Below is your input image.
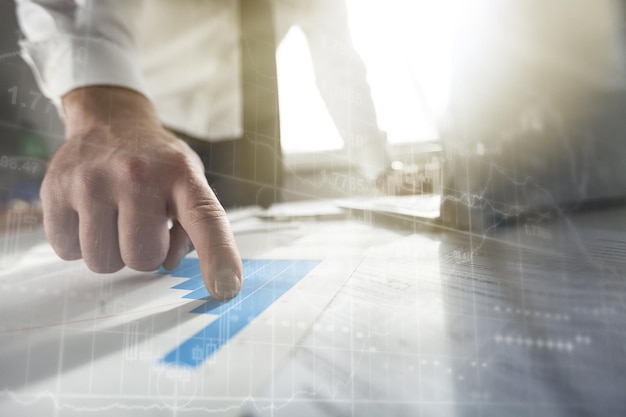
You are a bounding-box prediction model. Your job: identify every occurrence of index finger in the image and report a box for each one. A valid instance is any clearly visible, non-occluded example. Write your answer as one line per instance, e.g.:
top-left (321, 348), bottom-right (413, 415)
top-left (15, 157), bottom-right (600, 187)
top-left (170, 172), bottom-right (243, 300)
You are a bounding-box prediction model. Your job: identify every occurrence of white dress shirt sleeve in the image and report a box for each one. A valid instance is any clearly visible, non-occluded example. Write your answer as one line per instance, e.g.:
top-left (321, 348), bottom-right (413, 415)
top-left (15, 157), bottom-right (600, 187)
top-left (15, 0), bottom-right (148, 109)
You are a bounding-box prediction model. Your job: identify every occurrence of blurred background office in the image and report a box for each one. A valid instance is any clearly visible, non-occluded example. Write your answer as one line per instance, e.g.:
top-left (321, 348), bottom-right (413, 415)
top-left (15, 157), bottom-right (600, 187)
top-left (0, 0), bottom-right (450, 231)
top-left (0, 0), bottom-right (62, 234)
top-left (1, 0), bottom-right (626, 231)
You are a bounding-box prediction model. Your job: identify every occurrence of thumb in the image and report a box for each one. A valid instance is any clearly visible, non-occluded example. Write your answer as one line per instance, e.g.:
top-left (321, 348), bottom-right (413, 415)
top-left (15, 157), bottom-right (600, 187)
top-left (171, 173), bottom-right (243, 300)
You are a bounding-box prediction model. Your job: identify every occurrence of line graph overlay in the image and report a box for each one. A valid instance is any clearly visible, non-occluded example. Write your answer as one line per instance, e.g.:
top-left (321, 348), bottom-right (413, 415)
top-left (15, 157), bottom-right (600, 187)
top-left (0, 224), bottom-right (360, 415)
top-left (158, 258), bottom-right (321, 367)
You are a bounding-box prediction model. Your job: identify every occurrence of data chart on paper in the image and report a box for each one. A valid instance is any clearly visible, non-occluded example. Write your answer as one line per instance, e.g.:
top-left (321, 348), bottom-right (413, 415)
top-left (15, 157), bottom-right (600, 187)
top-left (0, 244), bottom-right (341, 416)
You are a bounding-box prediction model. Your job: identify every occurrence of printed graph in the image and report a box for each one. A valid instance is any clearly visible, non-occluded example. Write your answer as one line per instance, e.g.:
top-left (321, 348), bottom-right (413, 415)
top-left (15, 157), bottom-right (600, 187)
top-left (158, 258), bottom-right (321, 367)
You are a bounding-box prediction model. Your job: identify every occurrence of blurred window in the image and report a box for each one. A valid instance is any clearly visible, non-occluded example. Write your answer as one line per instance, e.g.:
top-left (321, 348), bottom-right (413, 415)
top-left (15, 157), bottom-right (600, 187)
top-left (277, 0), bottom-right (457, 158)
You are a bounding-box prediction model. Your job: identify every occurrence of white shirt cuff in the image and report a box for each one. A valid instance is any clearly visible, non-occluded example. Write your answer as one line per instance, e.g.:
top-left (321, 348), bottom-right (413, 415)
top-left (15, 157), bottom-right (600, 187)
top-left (20, 35), bottom-right (149, 110)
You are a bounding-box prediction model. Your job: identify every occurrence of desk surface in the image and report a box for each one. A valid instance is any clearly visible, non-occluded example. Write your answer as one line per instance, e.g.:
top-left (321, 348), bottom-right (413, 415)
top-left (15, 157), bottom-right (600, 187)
top-left (1, 201), bottom-right (625, 416)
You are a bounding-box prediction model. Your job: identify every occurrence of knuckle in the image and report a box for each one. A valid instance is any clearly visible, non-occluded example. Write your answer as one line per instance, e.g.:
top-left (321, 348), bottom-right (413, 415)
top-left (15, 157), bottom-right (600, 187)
top-left (43, 213), bottom-right (80, 257)
top-left (168, 150), bottom-right (192, 167)
top-left (49, 237), bottom-right (81, 260)
top-left (85, 259), bottom-right (124, 274)
top-left (55, 248), bottom-right (82, 261)
top-left (40, 170), bottom-right (71, 202)
top-left (167, 148), bottom-right (203, 176)
top-left (116, 156), bottom-right (164, 199)
top-left (118, 156), bottom-right (152, 186)
top-left (187, 200), bottom-right (227, 226)
top-left (121, 238), bottom-right (168, 271)
top-left (172, 158), bottom-right (198, 179)
top-left (39, 181), bottom-right (56, 203)
top-left (123, 255), bottom-right (164, 272)
top-left (81, 242), bottom-right (124, 274)
top-left (122, 245), bottom-right (167, 271)
top-left (73, 169), bottom-right (107, 199)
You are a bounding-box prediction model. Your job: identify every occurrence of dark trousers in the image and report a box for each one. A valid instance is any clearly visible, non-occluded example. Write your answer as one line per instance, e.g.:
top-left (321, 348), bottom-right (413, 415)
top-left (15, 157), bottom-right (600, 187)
top-left (174, 0), bottom-right (282, 209)
top-left (175, 132), bottom-right (283, 209)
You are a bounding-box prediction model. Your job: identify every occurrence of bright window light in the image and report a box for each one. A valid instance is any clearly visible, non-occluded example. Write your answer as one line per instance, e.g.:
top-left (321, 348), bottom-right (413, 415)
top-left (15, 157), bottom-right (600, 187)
top-left (276, 27), bottom-right (344, 154)
top-left (277, 0), bottom-right (457, 154)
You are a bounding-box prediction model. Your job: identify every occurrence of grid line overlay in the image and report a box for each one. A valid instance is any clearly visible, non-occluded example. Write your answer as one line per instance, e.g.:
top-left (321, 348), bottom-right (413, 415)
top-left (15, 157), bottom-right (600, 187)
top-left (158, 258), bottom-right (321, 367)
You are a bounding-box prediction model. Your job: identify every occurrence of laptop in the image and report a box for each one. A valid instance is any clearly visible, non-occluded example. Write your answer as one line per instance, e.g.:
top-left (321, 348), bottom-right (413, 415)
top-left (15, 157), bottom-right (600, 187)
top-left (336, 93), bottom-right (626, 234)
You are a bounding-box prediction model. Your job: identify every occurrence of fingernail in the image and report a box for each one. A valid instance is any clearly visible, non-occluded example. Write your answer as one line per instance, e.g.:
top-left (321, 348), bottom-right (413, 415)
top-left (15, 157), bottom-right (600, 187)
top-left (214, 270), bottom-right (242, 299)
